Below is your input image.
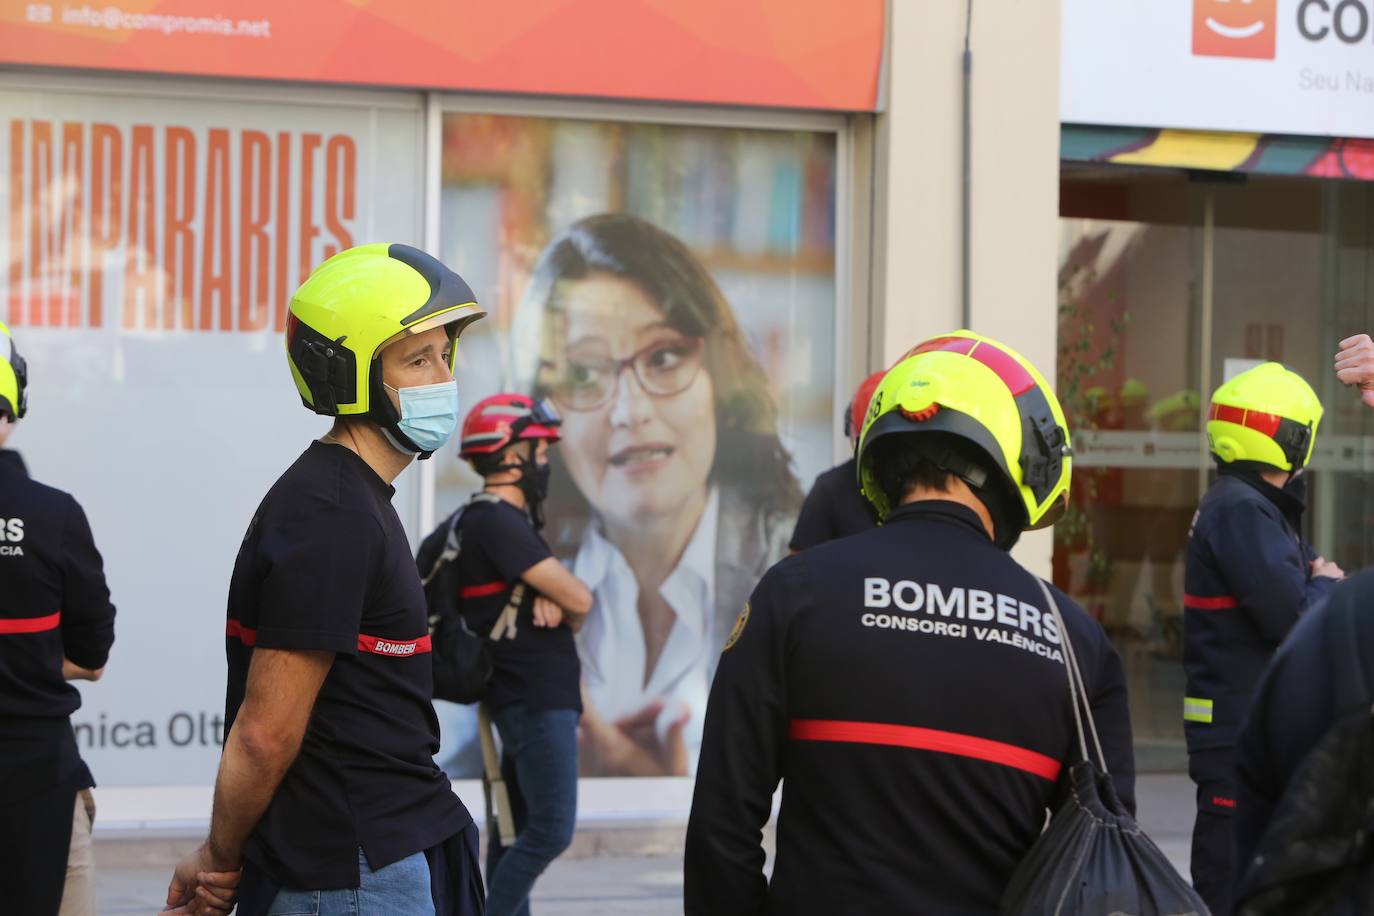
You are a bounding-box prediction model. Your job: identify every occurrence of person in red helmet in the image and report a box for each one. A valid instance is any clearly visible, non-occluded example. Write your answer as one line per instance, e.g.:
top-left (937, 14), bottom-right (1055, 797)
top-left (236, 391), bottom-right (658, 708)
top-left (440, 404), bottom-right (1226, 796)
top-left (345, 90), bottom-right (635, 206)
top-left (444, 393), bottom-right (592, 916)
top-left (788, 370), bottom-right (886, 552)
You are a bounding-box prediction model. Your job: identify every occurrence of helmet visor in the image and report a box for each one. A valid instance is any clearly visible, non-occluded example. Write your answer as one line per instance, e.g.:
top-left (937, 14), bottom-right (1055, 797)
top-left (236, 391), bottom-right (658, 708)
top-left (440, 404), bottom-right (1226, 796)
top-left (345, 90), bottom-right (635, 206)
top-left (511, 397), bottom-right (563, 442)
top-left (378, 304), bottom-right (487, 364)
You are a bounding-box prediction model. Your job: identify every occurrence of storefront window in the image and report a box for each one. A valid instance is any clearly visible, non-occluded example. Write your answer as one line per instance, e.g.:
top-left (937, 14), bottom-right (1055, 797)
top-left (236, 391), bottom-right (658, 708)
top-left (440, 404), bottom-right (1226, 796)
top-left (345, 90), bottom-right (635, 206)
top-left (0, 83), bottom-right (425, 786)
top-left (433, 113), bottom-right (839, 778)
top-left (1058, 169), bottom-right (1374, 770)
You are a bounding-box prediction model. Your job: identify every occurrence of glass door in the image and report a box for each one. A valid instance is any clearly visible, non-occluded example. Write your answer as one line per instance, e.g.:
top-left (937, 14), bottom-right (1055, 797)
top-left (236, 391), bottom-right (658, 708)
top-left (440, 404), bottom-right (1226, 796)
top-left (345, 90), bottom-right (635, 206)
top-left (1057, 168), bottom-right (1374, 770)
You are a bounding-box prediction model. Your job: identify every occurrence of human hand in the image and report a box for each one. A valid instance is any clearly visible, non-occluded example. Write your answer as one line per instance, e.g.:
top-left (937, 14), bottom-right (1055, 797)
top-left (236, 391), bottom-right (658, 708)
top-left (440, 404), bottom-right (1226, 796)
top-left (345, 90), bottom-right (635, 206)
top-left (579, 694), bottom-right (689, 776)
top-left (532, 596), bottom-right (565, 628)
top-left (62, 658), bottom-right (103, 681)
top-left (1335, 334), bottom-right (1374, 408)
top-left (1312, 556), bottom-right (1346, 580)
top-left (164, 842), bottom-right (241, 914)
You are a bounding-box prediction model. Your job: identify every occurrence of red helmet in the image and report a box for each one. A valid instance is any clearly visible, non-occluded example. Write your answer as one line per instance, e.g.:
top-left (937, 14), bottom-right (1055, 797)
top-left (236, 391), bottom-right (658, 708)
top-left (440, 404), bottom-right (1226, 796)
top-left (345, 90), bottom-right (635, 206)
top-left (846, 370), bottom-right (887, 440)
top-left (459, 394), bottom-right (562, 459)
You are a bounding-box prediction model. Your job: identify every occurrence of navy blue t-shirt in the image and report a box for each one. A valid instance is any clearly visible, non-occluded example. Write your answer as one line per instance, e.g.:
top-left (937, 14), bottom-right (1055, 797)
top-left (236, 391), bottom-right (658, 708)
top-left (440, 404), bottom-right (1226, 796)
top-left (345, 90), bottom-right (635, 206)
top-left (456, 498), bottom-right (581, 714)
top-left (224, 442), bottom-right (470, 890)
top-left (789, 457), bottom-right (878, 551)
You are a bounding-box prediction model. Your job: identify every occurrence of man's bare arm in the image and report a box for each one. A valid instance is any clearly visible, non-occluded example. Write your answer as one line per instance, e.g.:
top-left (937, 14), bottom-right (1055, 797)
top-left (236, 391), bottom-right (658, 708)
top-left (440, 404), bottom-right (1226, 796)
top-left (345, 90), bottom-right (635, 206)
top-left (206, 647), bottom-right (333, 860)
top-left (521, 557), bottom-right (593, 632)
top-left (165, 648), bottom-right (332, 911)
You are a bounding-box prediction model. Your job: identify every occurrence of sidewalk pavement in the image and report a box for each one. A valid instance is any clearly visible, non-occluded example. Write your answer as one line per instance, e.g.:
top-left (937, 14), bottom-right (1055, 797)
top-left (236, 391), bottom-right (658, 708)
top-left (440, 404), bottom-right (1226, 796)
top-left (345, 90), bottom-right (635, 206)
top-left (94, 773), bottom-right (1196, 914)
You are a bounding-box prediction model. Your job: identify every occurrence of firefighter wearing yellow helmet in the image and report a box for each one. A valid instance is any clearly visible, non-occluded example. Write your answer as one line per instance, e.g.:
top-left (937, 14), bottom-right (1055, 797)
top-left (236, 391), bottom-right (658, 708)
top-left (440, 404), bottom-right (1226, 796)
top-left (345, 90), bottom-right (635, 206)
top-left (165, 244), bottom-right (488, 914)
top-left (687, 331), bottom-right (1138, 913)
top-left (285, 242), bottom-right (486, 456)
top-left (0, 322), bottom-right (27, 422)
top-left (857, 330), bottom-right (1073, 547)
top-left (0, 321), bottom-right (117, 915)
top-left (1183, 361), bottom-right (1344, 915)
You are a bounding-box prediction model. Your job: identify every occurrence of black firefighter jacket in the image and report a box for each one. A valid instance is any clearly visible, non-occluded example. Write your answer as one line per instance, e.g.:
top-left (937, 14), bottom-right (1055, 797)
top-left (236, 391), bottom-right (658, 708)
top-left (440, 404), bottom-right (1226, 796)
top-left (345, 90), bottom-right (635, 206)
top-left (684, 500), bottom-right (1134, 916)
top-left (1235, 568), bottom-right (1374, 890)
top-left (1183, 467), bottom-right (1335, 762)
top-left (0, 449), bottom-right (115, 801)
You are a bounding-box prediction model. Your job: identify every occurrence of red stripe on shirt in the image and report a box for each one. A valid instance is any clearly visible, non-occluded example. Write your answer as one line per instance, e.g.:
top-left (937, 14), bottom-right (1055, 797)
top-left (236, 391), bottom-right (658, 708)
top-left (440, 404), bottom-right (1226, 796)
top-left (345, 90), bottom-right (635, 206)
top-left (227, 620), bottom-right (430, 658)
top-left (357, 633), bottom-right (432, 657)
top-left (226, 619), bottom-right (257, 647)
top-left (459, 581), bottom-right (508, 599)
top-left (1185, 594), bottom-right (1239, 611)
top-left (789, 718), bottom-right (1062, 782)
top-left (0, 611), bottom-right (61, 634)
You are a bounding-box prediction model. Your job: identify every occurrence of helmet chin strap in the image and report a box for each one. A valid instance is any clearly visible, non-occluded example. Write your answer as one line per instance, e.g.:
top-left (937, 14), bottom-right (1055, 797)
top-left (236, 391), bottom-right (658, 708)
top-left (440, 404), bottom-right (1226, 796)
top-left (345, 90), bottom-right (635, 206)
top-left (493, 456), bottom-right (549, 529)
top-left (516, 456), bottom-right (550, 531)
top-left (369, 363), bottom-right (434, 459)
top-left (930, 448), bottom-right (1024, 551)
top-left (379, 425), bottom-right (434, 460)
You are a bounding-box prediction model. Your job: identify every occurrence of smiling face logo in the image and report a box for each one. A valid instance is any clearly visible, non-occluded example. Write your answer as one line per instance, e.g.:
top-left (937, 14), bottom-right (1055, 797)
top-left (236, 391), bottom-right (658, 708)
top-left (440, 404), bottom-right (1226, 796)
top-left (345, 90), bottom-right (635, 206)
top-left (1193, 0), bottom-right (1277, 59)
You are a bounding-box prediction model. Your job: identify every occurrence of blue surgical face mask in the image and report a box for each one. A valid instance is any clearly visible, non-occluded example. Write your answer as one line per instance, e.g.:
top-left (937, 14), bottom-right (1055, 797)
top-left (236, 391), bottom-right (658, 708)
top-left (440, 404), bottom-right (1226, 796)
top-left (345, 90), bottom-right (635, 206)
top-left (384, 380), bottom-right (459, 454)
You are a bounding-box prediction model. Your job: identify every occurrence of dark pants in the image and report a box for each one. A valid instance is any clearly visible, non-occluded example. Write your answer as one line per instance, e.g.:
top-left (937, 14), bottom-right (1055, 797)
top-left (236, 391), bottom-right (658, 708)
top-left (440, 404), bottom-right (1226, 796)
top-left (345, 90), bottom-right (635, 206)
top-left (0, 781), bottom-right (78, 916)
top-left (1189, 748), bottom-right (1237, 916)
top-left (486, 705), bottom-right (579, 916)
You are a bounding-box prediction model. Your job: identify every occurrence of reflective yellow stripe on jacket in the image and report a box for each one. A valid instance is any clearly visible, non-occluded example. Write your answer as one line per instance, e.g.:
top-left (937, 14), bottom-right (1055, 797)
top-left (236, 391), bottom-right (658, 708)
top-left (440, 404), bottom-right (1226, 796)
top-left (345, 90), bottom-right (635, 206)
top-left (1183, 697), bottom-right (1214, 724)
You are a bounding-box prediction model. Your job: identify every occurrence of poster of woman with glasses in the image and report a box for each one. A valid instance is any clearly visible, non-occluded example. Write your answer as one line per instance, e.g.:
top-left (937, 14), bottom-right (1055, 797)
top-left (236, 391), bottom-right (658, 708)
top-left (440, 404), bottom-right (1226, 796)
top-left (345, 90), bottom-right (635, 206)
top-left (516, 213), bottom-right (802, 775)
top-left (433, 115), bottom-right (838, 777)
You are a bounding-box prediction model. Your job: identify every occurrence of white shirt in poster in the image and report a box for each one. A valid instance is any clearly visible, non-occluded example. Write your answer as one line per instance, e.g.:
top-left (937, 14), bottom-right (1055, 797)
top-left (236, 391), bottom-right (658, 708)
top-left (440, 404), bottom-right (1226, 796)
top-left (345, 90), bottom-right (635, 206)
top-left (574, 488), bottom-right (719, 774)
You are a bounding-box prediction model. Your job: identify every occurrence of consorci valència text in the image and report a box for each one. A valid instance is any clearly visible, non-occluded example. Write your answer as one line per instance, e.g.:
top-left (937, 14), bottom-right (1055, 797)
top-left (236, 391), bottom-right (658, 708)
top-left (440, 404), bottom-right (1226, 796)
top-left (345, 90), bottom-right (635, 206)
top-left (861, 578), bottom-right (1065, 663)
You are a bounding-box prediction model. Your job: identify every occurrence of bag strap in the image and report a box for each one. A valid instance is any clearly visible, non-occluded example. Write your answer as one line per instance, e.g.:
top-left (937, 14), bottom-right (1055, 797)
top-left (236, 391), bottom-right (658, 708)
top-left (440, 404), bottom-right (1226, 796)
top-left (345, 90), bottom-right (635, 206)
top-left (420, 491), bottom-right (503, 588)
top-left (477, 703), bottom-right (518, 847)
top-left (1032, 576), bottom-right (1109, 774)
top-left (489, 584), bottom-right (525, 641)
top-left (420, 508), bottom-right (466, 588)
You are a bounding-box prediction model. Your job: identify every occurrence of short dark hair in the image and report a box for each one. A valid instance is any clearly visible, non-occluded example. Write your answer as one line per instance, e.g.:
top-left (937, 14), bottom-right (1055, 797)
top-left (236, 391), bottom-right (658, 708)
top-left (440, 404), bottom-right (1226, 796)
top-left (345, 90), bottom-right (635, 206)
top-left (868, 433), bottom-right (962, 508)
top-left (868, 431), bottom-right (1025, 542)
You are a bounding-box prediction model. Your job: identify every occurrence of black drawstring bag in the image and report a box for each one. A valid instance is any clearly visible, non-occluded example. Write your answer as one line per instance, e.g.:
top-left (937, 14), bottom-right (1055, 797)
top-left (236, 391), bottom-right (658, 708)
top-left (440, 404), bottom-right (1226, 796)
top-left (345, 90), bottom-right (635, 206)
top-left (999, 578), bottom-right (1210, 916)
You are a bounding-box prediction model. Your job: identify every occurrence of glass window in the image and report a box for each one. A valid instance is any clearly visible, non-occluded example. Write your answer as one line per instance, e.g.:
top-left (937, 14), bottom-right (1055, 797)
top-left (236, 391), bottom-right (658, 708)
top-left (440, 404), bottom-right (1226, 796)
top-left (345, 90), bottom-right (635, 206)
top-left (434, 113), bottom-right (839, 778)
top-left (0, 83), bottom-right (425, 786)
top-left (1058, 168), bottom-right (1374, 770)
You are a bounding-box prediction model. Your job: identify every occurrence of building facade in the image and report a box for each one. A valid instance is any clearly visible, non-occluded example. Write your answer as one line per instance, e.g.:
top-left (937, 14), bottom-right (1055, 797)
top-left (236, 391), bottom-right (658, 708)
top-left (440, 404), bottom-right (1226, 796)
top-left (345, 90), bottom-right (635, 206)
top-left (2, 0), bottom-right (1368, 821)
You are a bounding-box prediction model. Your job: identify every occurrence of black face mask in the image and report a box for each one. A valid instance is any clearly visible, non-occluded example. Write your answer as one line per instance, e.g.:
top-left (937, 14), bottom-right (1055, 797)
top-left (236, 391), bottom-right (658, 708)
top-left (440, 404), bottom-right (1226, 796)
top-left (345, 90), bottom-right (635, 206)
top-left (1283, 468), bottom-right (1308, 506)
top-left (1220, 461), bottom-right (1307, 529)
top-left (519, 459), bottom-right (552, 530)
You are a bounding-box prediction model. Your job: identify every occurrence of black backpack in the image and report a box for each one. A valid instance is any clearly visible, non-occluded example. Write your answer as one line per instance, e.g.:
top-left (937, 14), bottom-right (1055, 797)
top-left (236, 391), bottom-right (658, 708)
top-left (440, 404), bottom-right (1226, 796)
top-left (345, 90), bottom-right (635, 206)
top-left (999, 577), bottom-right (1209, 916)
top-left (416, 494), bottom-right (499, 705)
top-left (1235, 602), bottom-right (1374, 916)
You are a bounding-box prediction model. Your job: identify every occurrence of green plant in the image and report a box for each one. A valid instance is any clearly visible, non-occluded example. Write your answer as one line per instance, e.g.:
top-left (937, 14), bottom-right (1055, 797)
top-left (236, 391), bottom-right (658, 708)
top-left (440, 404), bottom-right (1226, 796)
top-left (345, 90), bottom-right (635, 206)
top-left (1054, 251), bottom-right (1129, 592)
